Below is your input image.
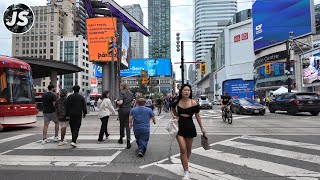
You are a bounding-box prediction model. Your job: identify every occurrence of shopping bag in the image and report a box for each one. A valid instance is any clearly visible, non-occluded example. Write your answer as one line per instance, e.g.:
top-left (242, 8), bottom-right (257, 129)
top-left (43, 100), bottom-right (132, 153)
top-left (201, 134), bottom-right (210, 150)
top-left (165, 118), bottom-right (179, 138)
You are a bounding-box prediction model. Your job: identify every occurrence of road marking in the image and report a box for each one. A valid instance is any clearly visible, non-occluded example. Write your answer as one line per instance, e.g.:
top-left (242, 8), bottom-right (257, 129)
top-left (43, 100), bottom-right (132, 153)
top-left (156, 157), bottom-right (244, 180)
top-left (193, 148), bottom-right (320, 179)
top-left (242, 136), bottom-right (320, 151)
top-left (0, 134), bottom-right (34, 144)
top-left (219, 140), bottom-right (320, 164)
top-left (0, 150), bottom-right (121, 167)
top-left (16, 142), bottom-right (130, 150)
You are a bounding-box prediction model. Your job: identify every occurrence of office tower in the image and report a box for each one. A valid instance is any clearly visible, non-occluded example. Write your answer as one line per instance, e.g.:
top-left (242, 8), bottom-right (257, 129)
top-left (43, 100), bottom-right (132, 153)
top-left (75, 0), bottom-right (88, 38)
top-left (194, 0), bottom-right (237, 61)
top-left (148, 0), bottom-right (171, 58)
top-left (123, 4), bottom-right (144, 59)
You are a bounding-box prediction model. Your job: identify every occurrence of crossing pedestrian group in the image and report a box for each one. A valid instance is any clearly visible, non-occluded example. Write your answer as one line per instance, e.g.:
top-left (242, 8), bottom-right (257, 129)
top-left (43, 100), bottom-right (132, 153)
top-left (41, 83), bottom-right (207, 180)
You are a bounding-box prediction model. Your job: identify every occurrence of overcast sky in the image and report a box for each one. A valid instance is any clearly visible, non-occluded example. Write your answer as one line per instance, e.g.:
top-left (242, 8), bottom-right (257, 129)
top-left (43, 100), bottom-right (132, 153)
top-left (0, 0), bottom-right (319, 80)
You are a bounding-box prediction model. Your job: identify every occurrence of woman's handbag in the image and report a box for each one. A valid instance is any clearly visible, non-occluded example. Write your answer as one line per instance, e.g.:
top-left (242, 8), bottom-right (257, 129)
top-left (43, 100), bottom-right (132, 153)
top-left (165, 118), bottom-right (179, 138)
top-left (201, 134), bottom-right (210, 150)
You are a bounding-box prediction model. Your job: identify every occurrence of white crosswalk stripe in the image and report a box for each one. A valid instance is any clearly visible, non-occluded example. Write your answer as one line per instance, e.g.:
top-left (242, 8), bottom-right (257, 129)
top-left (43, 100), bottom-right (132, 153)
top-left (141, 136), bottom-right (320, 180)
top-left (200, 110), bottom-right (252, 120)
top-left (0, 134), bottom-right (134, 167)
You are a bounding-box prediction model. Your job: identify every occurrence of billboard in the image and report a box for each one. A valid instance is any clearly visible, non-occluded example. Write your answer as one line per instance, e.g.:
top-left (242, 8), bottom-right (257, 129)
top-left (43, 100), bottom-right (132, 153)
top-left (121, 25), bottom-right (129, 67)
top-left (301, 48), bottom-right (320, 86)
top-left (253, 0), bottom-right (314, 52)
top-left (120, 58), bottom-right (172, 77)
top-left (222, 79), bottom-right (254, 99)
top-left (86, 17), bottom-right (118, 61)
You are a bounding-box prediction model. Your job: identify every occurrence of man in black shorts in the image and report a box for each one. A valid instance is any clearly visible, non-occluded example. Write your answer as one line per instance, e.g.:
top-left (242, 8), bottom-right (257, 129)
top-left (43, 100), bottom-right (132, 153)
top-left (220, 92), bottom-right (232, 115)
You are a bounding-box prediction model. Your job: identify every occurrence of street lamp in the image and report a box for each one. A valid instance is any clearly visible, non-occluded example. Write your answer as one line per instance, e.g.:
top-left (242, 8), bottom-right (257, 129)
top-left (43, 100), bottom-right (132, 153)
top-left (176, 32), bottom-right (200, 85)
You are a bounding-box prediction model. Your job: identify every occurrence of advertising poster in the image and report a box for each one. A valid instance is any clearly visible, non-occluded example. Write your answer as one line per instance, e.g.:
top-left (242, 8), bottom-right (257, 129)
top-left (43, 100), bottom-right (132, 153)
top-left (121, 25), bottom-right (129, 67)
top-left (93, 65), bottom-right (102, 78)
top-left (86, 17), bottom-right (117, 61)
top-left (223, 79), bottom-right (254, 99)
top-left (253, 0), bottom-right (313, 51)
top-left (120, 58), bottom-right (172, 77)
top-left (301, 50), bottom-right (320, 85)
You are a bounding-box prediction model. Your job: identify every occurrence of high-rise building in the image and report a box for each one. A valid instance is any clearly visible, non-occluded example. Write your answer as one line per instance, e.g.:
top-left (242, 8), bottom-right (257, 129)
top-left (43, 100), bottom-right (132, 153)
top-left (123, 4), bottom-right (144, 59)
top-left (148, 0), bottom-right (171, 58)
top-left (75, 0), bottom-right (88, 38)
top-left (194, 0), bottom-right (237, 61)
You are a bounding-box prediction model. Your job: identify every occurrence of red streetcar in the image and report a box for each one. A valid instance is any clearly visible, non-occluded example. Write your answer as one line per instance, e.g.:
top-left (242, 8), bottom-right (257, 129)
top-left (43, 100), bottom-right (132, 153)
top-left (0, 55), bottom-right (38, 128)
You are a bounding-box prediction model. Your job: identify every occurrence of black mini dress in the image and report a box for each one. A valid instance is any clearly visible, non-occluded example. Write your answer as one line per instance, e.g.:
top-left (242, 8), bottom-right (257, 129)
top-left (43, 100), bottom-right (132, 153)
top-left (177, 105), bottom-right (200, 138)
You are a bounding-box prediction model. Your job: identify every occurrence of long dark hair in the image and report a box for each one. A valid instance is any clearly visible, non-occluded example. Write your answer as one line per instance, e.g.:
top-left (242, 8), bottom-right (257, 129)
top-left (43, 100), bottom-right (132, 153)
top-left (173, 84), bottom-right (192, 108)
top-left (100, 90), bottom-right (110, 99)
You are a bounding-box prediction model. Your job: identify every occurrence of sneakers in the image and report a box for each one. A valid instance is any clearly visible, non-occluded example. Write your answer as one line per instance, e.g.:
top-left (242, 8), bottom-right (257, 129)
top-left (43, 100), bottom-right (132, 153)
top-left (97, 140), bottom-right (105, 144)
top-left (53, 136), bottom-right (59, 142)
top-left (138, 150), bottom-right (144, 157)
top-left (182, 175), bottom-right (191, 180)
top-left (58, 141), bottom-right (68, 146)
top-left (41, 139), bottom-right (50, 145)
top-left (70, 142), bottom-right (78, 147)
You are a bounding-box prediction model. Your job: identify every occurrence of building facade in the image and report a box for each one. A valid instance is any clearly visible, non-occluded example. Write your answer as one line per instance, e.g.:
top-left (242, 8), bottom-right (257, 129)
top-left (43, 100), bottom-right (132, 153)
top-left (123, 4), bottom-right (144, 59)
top-left (75, 0), bottom-right (88, 38)
top-left (194, 0), bottom-right (237, 62)
top-left (57, 35), bottom-right (93, 93)
top-left (148, 0), bottom-right (171, 58)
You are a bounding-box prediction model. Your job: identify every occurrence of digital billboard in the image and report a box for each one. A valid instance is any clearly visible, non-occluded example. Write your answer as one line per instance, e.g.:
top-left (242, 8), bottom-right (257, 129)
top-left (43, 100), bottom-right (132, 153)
top-left (120, 58), bottom-right (172, 77)
top-left (253, 0), bottom-right (314, 52)
top-left (222, 79), bottom-right (254, 99)
top-left (300, 48), bottom-right (320, 86)
top-left (86, 17), bottom-right (118, 61)
top-left (121, 25), bottom-right (129, 67)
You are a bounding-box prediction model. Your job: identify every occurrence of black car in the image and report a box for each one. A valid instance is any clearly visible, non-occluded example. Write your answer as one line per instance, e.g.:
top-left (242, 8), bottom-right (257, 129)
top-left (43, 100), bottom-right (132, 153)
top-left (231, 99), bottom-right (265, 115)
top-left (268, 92), bottom-right (320, 116)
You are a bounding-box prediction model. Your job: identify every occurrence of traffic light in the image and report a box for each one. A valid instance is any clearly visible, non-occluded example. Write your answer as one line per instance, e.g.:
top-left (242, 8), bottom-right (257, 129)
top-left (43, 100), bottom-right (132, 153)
top-left (265, 63), bottom-right (271, 74)
top-left (200, 63), bottom-right (206, 75)
top-left (108, 38), bottom-right (114, 56)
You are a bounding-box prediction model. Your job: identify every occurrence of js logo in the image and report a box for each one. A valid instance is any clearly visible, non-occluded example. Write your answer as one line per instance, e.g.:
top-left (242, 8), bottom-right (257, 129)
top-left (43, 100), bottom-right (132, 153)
top-left (3, 3), bottom-right (34, 34)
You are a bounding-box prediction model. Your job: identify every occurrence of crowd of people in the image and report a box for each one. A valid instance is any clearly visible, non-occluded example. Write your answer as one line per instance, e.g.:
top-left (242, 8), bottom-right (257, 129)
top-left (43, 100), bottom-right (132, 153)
top-left (41, 83), bottom-right (206, 180)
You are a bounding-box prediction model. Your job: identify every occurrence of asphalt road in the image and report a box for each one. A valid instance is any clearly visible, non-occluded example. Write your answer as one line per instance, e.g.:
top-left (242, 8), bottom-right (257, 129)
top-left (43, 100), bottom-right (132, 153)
top-left (0, 106), bottom-right (320, 180)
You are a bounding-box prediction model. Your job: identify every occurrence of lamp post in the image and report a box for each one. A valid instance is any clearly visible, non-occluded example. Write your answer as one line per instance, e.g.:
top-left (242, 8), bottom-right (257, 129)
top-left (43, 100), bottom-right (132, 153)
top-left (176, 32), bottom-right (200, 85)
top-left (286, 32), bottom-right (294, 92)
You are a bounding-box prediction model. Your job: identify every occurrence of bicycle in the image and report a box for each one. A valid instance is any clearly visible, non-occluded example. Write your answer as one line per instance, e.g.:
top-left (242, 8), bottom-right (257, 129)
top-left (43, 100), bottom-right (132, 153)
top-left (222, 104), bottom-right (232, 124)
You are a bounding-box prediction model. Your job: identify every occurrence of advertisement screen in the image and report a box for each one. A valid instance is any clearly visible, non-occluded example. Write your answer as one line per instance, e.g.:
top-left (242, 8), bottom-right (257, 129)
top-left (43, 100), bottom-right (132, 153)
top-left (223, 79), bottom-right (254, 99)
top-left (253, 0), bottom-right (313, 52)
top-left (120, 58), bottom-right (172, 77)
top-left (86, 17), bottom-right (118, 61)
top-left (301, 49), bottom-right (320, 86)
top-left (121, 25), bottom-right (129, 67)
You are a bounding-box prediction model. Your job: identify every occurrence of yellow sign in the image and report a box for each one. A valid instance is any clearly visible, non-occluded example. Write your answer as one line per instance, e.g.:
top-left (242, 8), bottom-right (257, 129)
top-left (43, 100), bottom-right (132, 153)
top-left (265, 63), bottom-right (271, 74)
top-left (86, 17), bottom-right (118, 61)
top-left (200, 63), bottom-right (206, 75)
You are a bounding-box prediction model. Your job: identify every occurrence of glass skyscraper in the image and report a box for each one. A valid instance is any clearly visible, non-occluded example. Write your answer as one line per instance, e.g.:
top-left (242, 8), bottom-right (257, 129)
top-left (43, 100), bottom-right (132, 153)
top-left (148, 0), bottom-right (171, 58)
top-left (194, 0), bottom-right (237, 61)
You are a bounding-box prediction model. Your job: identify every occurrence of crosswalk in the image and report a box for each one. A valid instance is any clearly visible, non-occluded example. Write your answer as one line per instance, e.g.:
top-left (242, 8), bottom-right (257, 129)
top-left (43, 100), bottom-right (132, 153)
top-left (200, 110), bottom-right (252, 120)
top-left (140, 135), bottom-right (320, 180)
top-left (0, 134), bottom-right (133, 167)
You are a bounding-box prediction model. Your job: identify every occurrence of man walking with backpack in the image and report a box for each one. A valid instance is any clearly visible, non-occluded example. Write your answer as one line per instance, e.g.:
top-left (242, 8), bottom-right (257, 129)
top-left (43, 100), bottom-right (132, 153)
top-left (66, 85), bottom-right (87, 147)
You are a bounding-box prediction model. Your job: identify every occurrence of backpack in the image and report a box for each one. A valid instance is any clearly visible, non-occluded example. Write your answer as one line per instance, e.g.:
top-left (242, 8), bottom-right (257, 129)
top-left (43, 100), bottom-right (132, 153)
top-left (56, 97), bottom-right (66, 118)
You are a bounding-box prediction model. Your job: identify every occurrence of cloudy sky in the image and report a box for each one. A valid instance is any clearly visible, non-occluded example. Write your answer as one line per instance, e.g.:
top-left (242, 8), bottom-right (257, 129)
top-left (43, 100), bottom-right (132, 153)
top-left (0, 0), bottom-right (319, 80)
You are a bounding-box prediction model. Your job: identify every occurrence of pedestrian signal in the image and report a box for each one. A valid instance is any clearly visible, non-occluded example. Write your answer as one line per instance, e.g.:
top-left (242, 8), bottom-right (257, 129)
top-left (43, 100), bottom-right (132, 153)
top-left (265, 63), bottom-right (271, 74)
top-left (200, 63), bottom-right (206, 75)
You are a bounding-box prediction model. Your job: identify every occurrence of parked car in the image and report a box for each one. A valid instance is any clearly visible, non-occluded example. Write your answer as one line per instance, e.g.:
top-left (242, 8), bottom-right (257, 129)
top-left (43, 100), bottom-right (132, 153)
top-left (268, 92), bottom-right (320, 116)
top-left (231, 99), bottom-right (265, 115)
top-left (198, 98), bottom-right (213, 109)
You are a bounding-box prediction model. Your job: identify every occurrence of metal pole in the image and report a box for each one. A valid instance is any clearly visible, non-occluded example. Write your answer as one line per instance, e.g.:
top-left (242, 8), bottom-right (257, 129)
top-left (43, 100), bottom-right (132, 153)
top-left (111, 37), bottom-right (115, 102)
top-left (287, 32), bottom-right (294, 93)
top-left (181, 41), bottom-right (184, 85)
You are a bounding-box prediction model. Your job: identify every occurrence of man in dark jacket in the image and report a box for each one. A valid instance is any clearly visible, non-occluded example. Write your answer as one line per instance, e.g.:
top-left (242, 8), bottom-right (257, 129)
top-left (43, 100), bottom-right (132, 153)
top-left (66, 85), bottom-right (87, 147)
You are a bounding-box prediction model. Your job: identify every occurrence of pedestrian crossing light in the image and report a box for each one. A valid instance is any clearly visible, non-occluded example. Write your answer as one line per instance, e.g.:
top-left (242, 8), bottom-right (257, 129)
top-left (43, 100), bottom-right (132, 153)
top-left (265, 63), bottom-right (271, 74)
top-left (201, 63), bottom-right (206, 75)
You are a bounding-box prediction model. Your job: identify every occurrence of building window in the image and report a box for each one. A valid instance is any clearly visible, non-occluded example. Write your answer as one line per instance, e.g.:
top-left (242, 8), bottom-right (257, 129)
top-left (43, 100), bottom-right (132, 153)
top-left (50, 49), bottom-right (53, 53)
top-left (43, 82), bottom-right (45, 86)
top-left (50, 42), bottom-right (53, 47)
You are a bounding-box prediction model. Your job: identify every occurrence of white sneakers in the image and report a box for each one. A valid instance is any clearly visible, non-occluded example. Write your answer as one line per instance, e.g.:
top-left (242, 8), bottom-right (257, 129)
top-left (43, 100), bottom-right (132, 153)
top-left (182, 176), bottom-right (191, 180)
top-left (58, 141), bottom-right (68, 146)
top-left (70, 142), bottom-right (78, 147)
top-left (41, 139), bottom-right (50, 145)
top-left (53, 136), bottom-right (59, 142)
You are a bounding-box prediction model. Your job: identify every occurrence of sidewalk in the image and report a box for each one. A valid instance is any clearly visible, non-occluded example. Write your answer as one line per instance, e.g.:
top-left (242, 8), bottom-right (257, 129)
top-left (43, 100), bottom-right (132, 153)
top-left (36, 109), bottom-right (113, 117)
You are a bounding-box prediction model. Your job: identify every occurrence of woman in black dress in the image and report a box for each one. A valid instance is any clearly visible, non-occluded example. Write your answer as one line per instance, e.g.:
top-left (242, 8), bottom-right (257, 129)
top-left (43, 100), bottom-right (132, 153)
top-left (171, 84), bottom-right (206, 180)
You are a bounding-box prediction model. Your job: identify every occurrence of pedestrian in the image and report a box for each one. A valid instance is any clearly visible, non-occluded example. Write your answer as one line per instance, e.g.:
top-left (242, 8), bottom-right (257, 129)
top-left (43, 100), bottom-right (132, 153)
top-left (65, 85), bottom-right (87, 148)
top-left (116, 83), bottom-right (134, 149)
top-left (42, 84), bottom-right (59, 144)
top-left (55, 89), bottom-right (68, 146)
top-left (145, 96), bottom-right (153, 109)
top-left (170, 84), bottom-right (206, 180)
top-left (90, 99), bottom-right (95, 111)
top-left (129, 98), bottom-right (156, 157)
top-left (97, 90), bottom-right (117, 143)
top-left (156, 97), bottom-right (163, 116)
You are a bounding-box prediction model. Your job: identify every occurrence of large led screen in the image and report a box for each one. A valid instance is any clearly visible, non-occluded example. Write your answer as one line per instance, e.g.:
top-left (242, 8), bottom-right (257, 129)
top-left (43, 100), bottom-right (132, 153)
top-left (253, 0), bottom-right (314, 52)
top-left (120, 58), bottom-right (172, 77)
top-left (222, 79), bottom-right (254, 99)
top-left (300, 49), bottom-right (320, 86)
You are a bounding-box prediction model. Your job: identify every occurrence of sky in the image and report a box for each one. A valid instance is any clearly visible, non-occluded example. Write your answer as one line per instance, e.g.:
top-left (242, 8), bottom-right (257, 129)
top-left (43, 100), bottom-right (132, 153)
top-left (0, 0), bottom-right (319, 80)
